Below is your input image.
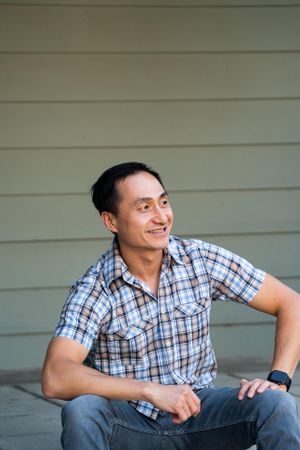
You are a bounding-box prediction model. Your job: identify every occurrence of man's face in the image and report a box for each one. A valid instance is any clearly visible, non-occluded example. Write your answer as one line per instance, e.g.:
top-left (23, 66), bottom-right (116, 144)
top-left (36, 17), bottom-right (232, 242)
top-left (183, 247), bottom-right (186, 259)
top-left (105, 171), bottom-right (173, 254)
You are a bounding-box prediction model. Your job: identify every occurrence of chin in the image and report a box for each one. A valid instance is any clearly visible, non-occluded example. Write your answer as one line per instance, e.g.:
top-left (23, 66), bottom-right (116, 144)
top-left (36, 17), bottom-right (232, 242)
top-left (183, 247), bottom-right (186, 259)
top-left (148, 236), bottom-right (169, 249)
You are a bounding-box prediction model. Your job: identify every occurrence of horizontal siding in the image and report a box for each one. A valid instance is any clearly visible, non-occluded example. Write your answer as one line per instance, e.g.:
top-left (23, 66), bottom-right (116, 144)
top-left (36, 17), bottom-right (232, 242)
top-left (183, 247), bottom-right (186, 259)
top-left (4, 277), bottom-right (300, 337)
top-left (1, 100), bottom-right (300, 148)
top-left (4, 279), bottom-right (300, 368)
top-left (211, 324), bottom-right (276, 360)
top-left (1, 234), bottom-right (299, 290)
top-left (1, 190), bottom-right (300, 242)
top-left (0, 288), bottom-right (68, 336)
top-left (0, 146), bottom-right (300, 195)
top-left (0, 288), bottom-right (279, 335)
top-left (1, 6), bottom-right (300, 52)
top-left (0, 324), bottom-right (277, 370)
top-left (1, 53), bottom-right (300, 101)
top-left (1, 3), bottom-right (299, 369)
top-left (0, 326), bottom-right (277, 370)
top-left (1, 1), bottom-right (300, 5)
top-left (0, 334), bottom-right (51, 370)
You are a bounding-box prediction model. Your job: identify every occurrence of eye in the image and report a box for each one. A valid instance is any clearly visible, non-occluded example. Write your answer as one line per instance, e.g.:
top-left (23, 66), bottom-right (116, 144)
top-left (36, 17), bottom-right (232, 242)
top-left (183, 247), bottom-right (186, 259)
top-left (161, 198), bottom-right (169, 206)
top-left (139, 204), bottom-right (150, 212)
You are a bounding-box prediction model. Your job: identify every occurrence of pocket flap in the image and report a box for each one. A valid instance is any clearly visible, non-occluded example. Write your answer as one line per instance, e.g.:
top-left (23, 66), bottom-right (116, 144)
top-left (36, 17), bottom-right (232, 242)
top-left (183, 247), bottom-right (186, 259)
top-left (175, 298), bottom-right (207, 316)
top-left (115, 317), bottom-right (153, 339)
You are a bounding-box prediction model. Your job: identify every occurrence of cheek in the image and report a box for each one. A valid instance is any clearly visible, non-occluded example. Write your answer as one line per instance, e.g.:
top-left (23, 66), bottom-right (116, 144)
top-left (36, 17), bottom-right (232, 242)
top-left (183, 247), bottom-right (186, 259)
top-left (122, 215), bottom-right (145, 232)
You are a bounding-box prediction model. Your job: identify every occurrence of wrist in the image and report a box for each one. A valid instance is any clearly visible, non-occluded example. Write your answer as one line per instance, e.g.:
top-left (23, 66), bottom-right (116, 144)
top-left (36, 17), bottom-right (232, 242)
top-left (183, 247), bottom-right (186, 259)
top-left (267, 370), bottom-right (292, 392)
top-left (278, 384), bottom-right (288, 392)
top-left (140, 380), bottom-right (155, 403)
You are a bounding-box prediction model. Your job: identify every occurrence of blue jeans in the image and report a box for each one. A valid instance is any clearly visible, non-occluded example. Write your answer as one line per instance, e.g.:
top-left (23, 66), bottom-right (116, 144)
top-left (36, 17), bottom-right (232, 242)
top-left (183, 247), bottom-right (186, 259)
top-left (61, 387), bottom-right (300, 449)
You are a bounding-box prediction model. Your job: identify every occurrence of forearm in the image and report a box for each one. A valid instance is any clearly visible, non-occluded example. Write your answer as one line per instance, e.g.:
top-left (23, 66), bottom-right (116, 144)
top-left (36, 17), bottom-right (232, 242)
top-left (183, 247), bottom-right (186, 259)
top-left (238, 301), bottom-right (300, 401)
top-left (239, 275), bottom-right (300, 399)
top-left (42, 358), bottom-right (150, 401)
top-left (271, 295), bottom-right (300, 377)
top-left (42, 357), bottom-right (201, 423)
top-left (249, 274), bottom-right (300, 378)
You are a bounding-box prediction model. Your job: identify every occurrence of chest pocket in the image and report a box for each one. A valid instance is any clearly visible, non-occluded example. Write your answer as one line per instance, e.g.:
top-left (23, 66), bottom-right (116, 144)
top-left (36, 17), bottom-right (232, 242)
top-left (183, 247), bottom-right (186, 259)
top-left (115, 317), bottom-right (153, 339)
top-left (173, 297), bottom-right (210, 349)
top-left (107, 316), bottom-right (155, 365)
top-left (174, 296), bottom-right (208, 317)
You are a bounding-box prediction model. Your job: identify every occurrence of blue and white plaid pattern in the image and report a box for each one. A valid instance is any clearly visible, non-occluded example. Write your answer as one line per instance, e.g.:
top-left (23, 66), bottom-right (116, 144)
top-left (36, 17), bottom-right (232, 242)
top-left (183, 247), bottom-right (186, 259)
top-left (55, 236), bottom-right (265, 419)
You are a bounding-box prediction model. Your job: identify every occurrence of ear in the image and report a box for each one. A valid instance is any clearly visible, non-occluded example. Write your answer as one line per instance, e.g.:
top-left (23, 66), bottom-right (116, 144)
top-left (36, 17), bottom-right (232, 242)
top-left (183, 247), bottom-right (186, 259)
top-left (101, 211), bottom-right (118, 234)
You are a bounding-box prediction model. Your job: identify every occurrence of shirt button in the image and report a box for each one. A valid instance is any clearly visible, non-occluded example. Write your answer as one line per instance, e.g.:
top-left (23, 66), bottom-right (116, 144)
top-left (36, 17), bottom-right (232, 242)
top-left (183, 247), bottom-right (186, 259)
top-left (166, 340), bottom-right (172, 347)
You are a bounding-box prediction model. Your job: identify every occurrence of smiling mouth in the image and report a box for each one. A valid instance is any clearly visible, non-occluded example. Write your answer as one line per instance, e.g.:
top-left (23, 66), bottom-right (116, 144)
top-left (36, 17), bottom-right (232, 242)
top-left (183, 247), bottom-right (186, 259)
top-left (148, 226), bottom-right (168, 234)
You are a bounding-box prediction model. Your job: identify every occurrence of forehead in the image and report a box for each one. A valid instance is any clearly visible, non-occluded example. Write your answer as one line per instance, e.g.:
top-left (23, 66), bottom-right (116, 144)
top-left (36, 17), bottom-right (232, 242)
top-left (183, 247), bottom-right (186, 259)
top-left (117, 171), bottom-right (164, 200)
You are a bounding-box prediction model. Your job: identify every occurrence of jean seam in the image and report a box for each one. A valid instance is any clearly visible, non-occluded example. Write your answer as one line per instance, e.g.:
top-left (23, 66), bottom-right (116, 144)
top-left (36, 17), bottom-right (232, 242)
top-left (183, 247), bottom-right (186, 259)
top-left (112, 421), bottom-right (161, 436)
top-left (111, 415), bottom-right (256, 436)
top-left (168, 416), bottom-right (256, 435)
top-left (256, 435), bottom-right (266, 450)
top-left (108, 424), bottom-right (115, 446)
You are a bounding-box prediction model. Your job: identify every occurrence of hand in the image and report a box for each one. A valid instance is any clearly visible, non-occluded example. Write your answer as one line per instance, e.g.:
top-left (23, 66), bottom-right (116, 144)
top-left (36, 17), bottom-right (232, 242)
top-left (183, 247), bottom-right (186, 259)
top-left (145, 383), bottom-right (201, 424)
top-left (238, 378), bottom-right (287, 400)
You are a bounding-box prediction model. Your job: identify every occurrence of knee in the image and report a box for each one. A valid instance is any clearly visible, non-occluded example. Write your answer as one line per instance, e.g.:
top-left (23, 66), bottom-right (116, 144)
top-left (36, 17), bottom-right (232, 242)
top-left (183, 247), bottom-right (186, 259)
top-left (254, 389), bottom-right (298, 420)
top-left (62, 394), bottom-right (113, 424)
top-left (61, 395), bottom-right (116, 448)
top-left (264, 389), bottom-right (297, 410)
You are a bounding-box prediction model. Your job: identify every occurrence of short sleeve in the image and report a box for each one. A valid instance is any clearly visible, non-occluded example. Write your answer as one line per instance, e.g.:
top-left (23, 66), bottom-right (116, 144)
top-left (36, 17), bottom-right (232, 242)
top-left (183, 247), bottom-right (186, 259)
top-left (54, 273), bottom-right (110, 350)
top-left (202, 241), bottom-right (265, 304)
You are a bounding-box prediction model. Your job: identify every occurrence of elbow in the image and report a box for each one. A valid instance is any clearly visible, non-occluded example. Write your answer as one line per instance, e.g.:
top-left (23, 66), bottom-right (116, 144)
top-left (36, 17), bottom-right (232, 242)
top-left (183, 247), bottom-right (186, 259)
top-left (42, 385), bottom-right (55, 400)
top-left (41, 371), bottom-right (57, 399)
top-left (41, 364), bottom-right (63, 399)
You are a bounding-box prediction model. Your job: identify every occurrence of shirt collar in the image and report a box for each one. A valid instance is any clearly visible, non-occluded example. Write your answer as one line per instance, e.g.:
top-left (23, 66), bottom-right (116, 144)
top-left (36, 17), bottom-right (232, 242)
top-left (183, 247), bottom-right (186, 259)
top-left (102, 237), bottom-right (127, 287)
top-left (103, 235), bottom-right (184, 287)
top-left (164, 236), bottom-right (185, 266)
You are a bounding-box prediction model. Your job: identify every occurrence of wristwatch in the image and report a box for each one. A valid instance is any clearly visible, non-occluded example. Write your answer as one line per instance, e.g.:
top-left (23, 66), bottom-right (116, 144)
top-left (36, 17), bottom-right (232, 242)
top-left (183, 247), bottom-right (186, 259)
top-left (267, 370), bottom-right (292, 391)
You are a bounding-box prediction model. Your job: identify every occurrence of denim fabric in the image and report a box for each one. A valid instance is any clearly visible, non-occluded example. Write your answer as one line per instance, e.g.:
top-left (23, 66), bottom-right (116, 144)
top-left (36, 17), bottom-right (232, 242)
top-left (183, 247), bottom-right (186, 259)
top-left (61, 387), bottom-right (300, 450)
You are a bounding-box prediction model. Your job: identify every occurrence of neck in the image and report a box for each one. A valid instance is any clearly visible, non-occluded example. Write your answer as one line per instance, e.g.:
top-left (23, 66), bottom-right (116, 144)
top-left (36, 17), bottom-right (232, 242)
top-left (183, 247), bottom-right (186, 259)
top-left (117, 242), bottom-right (164, 290)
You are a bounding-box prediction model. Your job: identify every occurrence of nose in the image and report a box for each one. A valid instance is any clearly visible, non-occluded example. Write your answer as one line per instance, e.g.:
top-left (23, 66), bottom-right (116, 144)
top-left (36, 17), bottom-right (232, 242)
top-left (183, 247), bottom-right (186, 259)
top-left (152, 206), bottom-right (168, 224)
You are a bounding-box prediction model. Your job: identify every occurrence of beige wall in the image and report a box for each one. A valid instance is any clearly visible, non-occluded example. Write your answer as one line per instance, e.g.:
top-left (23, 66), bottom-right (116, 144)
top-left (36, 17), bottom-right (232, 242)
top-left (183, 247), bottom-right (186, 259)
top-left (0, 1), bottom-right (300, 370)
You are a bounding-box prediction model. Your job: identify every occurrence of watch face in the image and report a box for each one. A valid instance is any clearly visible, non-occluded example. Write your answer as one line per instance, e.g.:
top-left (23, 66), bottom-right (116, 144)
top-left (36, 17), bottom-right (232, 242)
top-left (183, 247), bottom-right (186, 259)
top-left (270, 370), bottom-right (289, 384)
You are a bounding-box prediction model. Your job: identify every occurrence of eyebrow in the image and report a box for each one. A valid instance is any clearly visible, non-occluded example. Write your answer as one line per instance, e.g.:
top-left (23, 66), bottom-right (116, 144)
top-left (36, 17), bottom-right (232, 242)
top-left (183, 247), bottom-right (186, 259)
top-left (133, 191), bottom-right (169, 205)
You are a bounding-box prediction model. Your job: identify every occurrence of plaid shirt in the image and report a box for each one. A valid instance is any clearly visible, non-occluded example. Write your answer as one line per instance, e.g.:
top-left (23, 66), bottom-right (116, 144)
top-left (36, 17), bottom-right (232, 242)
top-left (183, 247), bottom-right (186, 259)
top-left (55, 236), bottom-right (265, 420)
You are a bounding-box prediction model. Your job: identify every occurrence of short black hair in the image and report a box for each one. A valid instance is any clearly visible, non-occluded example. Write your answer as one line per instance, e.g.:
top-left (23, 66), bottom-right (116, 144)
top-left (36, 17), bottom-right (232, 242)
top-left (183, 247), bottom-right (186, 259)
top-left (91, 162), bottom-right (165, 215)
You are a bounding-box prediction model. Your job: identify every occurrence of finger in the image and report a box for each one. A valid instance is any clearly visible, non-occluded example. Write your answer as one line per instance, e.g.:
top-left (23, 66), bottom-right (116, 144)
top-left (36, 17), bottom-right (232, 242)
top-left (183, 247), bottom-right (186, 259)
top-left (247, 379), bottom-right (280, 398)
top-left (246, 379), bottom-right (263, 398)
top-left (179, 392), bottom-right (200, 422)
top-left (264, 381), bottom-right (281, 391)
top-left (189, 393), bottom-right (201, 417)
top-left (172, 413), bottom-right (181, 424)
top-left (238, 379), bottom-right (279, 400)
top-left (179, 387), bottom-right (200, 418)
top-left (174, 403), bottom-right (190, 424)
top-left (238, 379), bottom-right (249, 400)
top-left (256, 380), bottom-right (273, 394)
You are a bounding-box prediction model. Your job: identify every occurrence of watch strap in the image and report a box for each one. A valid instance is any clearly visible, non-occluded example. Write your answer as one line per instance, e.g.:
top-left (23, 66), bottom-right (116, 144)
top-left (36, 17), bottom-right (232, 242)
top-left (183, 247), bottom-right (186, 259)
top-left (267, 370), bottom-right (292, 392)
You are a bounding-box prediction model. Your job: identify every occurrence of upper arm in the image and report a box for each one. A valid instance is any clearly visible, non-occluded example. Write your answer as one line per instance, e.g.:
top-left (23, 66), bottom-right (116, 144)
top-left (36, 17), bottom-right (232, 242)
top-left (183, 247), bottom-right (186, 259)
top-left (43, 336), bottom-right (90, 367)
top-left (42, 336), bottom-right (91, 398)
top-left (201, 241), bottom-right (265, 304)
top-left (249, 273), bottom-right (300, 315)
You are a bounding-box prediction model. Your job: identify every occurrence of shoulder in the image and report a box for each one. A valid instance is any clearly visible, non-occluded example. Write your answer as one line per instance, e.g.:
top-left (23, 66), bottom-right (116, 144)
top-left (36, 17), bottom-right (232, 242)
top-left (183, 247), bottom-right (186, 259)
top-left (168, 235), bottom-right (249, 271)
top-left (69, 243), bottom-right (114, 292)
top-left (168, 235), bottom-right (212, 261)
top-left (64, 244), bottom-right (115, 314)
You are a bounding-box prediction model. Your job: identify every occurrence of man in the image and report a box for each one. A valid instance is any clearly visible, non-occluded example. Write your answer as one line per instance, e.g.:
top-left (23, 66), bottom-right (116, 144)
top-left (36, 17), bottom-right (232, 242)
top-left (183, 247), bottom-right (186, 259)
top-left (42, 162), bottom-right (300, 449)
